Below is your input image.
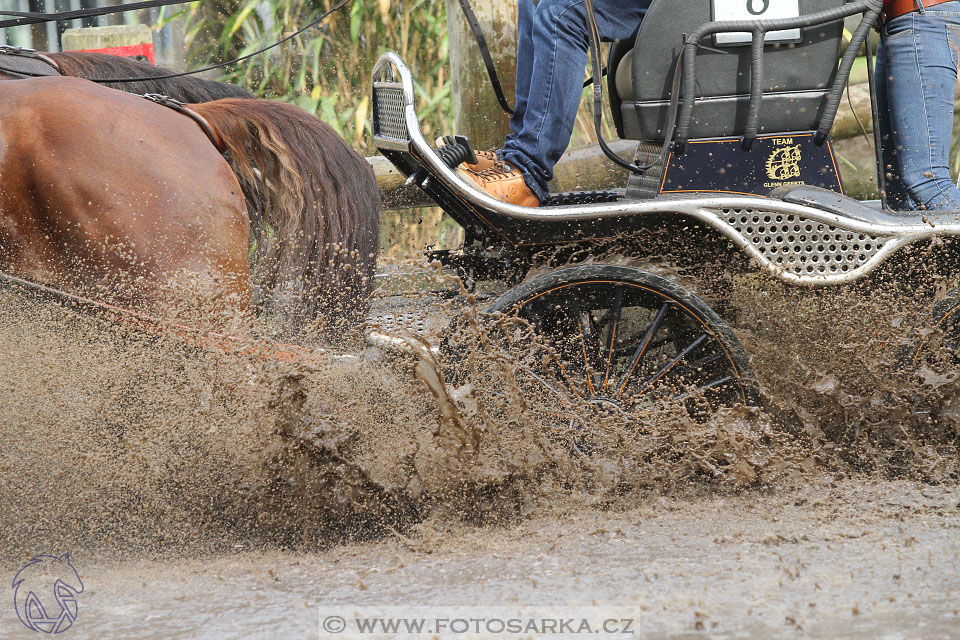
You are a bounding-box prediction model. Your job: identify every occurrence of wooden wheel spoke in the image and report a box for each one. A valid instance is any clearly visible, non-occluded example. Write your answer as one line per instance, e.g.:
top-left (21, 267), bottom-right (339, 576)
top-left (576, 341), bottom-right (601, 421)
top-left (571, 296), bottom-right (601, 394)
top-left (595, 293), bottom-right (622, 330)
top-left (671, 375), bottom-right (736, 402)
top-left (610, 335), bottom-right (670, 360)
top-left (518, 363), bottom-right (575, 406)
top-left (616, 302), bottom-right (669, 397)
top-left (490, 340), bottom-right (583, 401)
top-left (600, 287), bottom-right (624, 392)
top-left (515, 298), bottom-right (590, 400)
top-left (547, 355), bottom-right (585, 399)
top-left (688, 349), bottom-right (724, 370)
top-left (645, 336), bottom-right (672, 352)
top-left (628, 333), bottom-right (708, 402)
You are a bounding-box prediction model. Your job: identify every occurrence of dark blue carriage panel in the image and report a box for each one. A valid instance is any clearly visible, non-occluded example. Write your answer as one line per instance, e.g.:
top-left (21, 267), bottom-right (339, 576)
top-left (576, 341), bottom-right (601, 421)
top-left (658, 132), bottom-right (845, 197)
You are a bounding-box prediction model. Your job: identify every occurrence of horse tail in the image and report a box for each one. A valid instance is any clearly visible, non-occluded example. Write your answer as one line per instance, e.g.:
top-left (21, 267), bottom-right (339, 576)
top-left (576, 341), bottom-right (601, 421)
top-left (191, 98), bottom-right (380, 334)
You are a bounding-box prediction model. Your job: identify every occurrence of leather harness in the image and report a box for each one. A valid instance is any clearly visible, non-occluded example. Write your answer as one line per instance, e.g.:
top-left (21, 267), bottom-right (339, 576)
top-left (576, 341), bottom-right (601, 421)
top-left (0, 45), bottom-right (61, 77)
top-left (140, 93), bottom-right (226, 153)
top-left (0, 46), bottom-right (225, 154)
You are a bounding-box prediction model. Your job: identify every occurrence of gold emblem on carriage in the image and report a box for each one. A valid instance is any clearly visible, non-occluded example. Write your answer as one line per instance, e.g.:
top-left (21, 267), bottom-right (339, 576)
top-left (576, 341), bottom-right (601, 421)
top-left (765, 144), bottom-right (802, 181)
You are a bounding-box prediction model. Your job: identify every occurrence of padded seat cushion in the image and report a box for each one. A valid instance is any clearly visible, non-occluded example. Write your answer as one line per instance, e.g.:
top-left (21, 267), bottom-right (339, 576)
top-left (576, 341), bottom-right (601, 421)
top-left (615, 49), bottom-right (635, 102)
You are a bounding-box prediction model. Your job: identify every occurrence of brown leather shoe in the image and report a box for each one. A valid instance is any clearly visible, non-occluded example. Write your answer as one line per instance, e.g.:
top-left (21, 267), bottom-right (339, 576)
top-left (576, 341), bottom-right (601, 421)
top-left (435, 137), bottom-right (498, 172)
top-left (465, 149), bottom-right (498, 172)
top-left (458, 162), bottom-right (540, 208)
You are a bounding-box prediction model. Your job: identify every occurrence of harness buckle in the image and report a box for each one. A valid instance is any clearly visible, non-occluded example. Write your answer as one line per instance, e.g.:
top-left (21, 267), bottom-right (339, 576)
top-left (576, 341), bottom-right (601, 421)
top-left (0, 45), bottom-right (37, 55)
top-left (142, 93), bottom-right (185, 108)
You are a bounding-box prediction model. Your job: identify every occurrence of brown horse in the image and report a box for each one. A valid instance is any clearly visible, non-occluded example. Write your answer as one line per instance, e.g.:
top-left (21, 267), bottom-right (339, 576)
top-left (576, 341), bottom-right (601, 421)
top-left (0, 76), bottom-right (380, 335)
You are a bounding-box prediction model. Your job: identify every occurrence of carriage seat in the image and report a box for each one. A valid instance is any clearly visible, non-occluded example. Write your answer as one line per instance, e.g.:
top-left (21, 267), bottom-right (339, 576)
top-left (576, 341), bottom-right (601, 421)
top-left (607, 0), bottom-right (846, 142)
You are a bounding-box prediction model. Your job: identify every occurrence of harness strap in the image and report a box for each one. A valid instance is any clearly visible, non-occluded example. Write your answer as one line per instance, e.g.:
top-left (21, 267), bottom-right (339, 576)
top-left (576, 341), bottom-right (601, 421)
top-left (0, 46), bottom-right (62, 74)
top-left (0, 0), bottom-right (191, 30)
top-left (141, 93), bottom-right (226, 153)
top-left (457, 0), bottom-right (515, 115)
top-left (33, 52), bottom-right (60, 73)
top-left (455, 0), bottom-right (606, 118)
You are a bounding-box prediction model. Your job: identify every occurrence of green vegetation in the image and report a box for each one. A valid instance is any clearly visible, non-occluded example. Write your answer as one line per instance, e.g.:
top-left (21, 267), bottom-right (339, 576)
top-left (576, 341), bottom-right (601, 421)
top-left (168, 0), bottom-right (611, 154)
top-left (178, 0), bottom-right (454, 154)
top-left (172, 2), bottom-right (958, 185)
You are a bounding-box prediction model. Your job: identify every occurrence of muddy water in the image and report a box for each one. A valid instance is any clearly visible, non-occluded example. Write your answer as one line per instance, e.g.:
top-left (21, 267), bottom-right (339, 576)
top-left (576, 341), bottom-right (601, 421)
top-left (1, 228), bottom-right (960, 637)
top-left (0, 481), bottom-right (957, 639)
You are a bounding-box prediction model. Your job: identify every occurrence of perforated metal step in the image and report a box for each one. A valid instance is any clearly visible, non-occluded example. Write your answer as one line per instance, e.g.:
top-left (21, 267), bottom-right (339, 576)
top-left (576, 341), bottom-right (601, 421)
top-left (541, 190), bottom-right (622, 207)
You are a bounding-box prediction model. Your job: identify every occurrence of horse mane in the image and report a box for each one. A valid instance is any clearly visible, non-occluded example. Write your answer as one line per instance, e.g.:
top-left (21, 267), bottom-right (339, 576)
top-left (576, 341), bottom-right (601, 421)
top-left (48, 52), bottom-right (252, 103)
top-left (192, 98), bottom-right (381, 334)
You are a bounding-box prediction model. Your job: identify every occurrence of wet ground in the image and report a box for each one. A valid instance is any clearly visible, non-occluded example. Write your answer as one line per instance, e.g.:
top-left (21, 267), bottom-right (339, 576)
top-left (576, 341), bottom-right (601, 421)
top-left (0, 479), bottom-right (956, 639)
top-left (3, 228), bottom-right (960, 639)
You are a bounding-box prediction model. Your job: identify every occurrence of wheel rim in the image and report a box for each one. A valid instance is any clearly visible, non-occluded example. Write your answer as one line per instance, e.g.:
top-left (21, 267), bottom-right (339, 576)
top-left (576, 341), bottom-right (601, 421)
top-left (487, 279), bottom-right (753, 411)
top-left (909, 296), bottom-right (960, 369)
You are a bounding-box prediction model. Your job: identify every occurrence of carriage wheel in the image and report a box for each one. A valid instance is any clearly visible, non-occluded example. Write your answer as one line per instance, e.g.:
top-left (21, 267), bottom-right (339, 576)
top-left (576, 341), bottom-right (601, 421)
top-left (452, 265), bottom-right (758, 416)
top-left (902, 288), bottom-right (960, 370)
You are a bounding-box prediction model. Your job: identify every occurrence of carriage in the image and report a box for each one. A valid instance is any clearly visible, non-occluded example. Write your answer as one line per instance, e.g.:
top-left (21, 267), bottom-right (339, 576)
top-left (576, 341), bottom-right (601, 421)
top-left (368, 0), bottom-right (960, 414)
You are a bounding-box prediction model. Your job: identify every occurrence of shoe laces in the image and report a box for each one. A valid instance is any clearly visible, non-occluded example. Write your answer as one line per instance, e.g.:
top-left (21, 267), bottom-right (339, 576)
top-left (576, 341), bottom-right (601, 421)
top-left (477, 161), bottom-right (520, 182)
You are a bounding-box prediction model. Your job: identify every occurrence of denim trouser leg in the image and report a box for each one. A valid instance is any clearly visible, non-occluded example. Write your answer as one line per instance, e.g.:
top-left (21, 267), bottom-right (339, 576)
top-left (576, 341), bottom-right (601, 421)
top-left (875, 3), bottom-right (960, 211)
top-left (874, 40), bottom-right (911, 209)
top-left (501, 0), bottom-right (649, 201)
top-left (504, 0), bottom-right (538, 148)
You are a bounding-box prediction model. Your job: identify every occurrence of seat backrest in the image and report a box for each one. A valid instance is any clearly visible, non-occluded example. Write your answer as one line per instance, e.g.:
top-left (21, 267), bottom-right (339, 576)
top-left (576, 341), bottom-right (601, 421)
top-left (609, 0), bottom-right (845, 142)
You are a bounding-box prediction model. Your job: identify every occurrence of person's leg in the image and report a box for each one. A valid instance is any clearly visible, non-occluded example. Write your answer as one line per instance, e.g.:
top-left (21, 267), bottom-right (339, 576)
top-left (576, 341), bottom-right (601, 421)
top-left (500, 0), bottom-right (648, 201)
top-left (882, 5), bottom-right (960, 210)
top-left (874, 37), bottom-right (910, 209)
top-left (504, 0), bottom-right (538, 148)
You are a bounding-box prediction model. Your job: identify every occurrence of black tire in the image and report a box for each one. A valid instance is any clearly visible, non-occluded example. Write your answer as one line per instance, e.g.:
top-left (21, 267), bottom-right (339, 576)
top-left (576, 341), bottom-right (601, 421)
top-left (901, 288), bottom-right (960, 370)
top-left (450, 264), bottom-right (759, 413)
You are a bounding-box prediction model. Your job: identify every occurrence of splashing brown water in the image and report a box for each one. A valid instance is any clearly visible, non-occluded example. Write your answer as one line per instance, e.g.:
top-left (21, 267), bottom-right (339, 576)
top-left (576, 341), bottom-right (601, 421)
top-left (1, 246), bottom-right (958, 565)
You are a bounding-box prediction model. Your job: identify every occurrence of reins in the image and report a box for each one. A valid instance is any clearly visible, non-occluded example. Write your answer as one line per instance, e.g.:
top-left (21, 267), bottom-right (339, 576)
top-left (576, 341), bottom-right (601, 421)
top-left (0, 269), bottom-right (326, 367)
top-left (0, 0), bottom-right (350, 84)
top-left (456, 0), bottom-right (606, 118)
top-left (0, 0), bottom-right (194, 29)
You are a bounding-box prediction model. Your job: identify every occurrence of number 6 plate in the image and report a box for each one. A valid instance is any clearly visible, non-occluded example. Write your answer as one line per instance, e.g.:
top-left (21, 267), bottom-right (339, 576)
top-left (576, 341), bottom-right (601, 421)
top-left (711, 0), bottom-right (802, 46)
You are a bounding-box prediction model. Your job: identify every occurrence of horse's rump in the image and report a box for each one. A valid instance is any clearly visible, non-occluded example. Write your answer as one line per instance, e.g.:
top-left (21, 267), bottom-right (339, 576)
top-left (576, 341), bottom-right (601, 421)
top-left (0, 77), bottom-right (380, 335)
top-left (0, 77), bottom-right (251, 314)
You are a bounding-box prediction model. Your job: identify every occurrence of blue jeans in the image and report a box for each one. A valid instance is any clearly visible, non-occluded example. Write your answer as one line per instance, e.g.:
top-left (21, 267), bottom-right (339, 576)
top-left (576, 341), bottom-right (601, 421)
top-left (500, 0), bottom-right (651, 201)
top-left (875, 2), bottom-right (960, 210)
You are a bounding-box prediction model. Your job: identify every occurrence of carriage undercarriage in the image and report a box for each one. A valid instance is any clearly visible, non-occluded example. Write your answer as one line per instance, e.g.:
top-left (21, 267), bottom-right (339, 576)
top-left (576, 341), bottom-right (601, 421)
top-left (368, 0), bottom-right (960, 418)
top-left (1, 0), bottom-right (959, 424)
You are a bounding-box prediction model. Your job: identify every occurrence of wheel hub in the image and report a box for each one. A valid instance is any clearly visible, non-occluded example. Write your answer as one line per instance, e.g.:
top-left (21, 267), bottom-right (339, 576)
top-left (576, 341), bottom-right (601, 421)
top-left (585, 395), bottom-right (627, 411)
